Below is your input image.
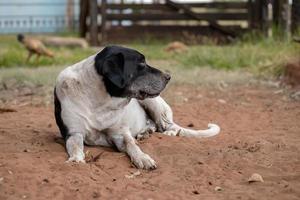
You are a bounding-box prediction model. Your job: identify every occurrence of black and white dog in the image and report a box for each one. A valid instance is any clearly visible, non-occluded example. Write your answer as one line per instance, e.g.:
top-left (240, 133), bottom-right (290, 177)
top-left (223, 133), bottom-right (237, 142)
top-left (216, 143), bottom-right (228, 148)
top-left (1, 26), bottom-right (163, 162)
top-left (54, 46), bottom-right (220, 170)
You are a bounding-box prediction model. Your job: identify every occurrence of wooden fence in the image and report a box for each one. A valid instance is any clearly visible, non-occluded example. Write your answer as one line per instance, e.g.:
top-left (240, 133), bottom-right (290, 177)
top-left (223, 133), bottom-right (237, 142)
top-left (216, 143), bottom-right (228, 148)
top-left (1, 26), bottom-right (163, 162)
top-left (79, 0), bottom-right (299, 45)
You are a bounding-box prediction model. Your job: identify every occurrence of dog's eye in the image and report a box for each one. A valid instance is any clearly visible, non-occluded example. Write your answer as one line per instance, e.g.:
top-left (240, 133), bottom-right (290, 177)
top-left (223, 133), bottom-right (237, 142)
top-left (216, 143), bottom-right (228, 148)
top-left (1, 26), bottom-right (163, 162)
top-left (137, 63), bottom-right (146, 71)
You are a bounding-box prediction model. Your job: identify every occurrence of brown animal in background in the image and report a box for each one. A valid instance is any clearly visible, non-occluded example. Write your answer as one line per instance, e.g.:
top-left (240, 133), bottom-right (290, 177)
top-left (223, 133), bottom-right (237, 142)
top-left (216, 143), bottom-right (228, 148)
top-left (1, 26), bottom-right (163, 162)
top-left (164, 41), bottom-right (188, 53)
top-left (17, 34), bottom-right (54, 62)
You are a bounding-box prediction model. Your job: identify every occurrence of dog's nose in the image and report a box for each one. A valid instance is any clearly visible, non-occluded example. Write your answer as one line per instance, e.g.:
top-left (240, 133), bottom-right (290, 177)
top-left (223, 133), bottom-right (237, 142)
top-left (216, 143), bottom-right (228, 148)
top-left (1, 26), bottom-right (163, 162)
top-left (164, 73), bottom-right (171, 81)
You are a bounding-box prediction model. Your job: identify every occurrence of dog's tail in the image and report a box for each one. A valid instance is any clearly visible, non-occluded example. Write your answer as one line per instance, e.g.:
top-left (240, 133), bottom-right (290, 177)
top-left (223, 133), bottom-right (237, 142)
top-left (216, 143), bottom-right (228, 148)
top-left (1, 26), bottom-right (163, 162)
top-left (175, 123), bottom-right (220, 138)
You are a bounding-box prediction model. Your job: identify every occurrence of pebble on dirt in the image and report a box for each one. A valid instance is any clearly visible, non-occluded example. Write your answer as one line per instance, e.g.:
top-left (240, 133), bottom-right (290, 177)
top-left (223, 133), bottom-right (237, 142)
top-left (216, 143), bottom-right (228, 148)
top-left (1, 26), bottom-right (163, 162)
top-left (214, 186), bottom-right (223, 191)
top-left (42, 178), bottom-right (49, 183)
top-left (218, 99), bottom-right (227, 104)
top-left (187, 123), bottom-right (194, 127)
top-left (192, 190), bottom-right (199, 195)
top-left (125, 170), bottom-right (141, 179)
top-left (248, 173), bottom-right (264, 183)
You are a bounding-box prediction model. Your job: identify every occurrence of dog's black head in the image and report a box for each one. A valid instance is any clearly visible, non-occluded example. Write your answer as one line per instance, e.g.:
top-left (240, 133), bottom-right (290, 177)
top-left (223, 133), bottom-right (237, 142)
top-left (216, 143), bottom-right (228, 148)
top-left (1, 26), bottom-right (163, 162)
top-left (95, 45), bottom-right (170, 100)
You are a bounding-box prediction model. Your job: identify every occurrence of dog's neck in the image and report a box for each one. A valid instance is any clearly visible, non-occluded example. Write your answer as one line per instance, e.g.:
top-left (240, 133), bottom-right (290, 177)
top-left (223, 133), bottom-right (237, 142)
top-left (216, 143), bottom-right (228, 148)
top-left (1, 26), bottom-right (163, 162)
top-left (75, 54), bottom-right (131, 110)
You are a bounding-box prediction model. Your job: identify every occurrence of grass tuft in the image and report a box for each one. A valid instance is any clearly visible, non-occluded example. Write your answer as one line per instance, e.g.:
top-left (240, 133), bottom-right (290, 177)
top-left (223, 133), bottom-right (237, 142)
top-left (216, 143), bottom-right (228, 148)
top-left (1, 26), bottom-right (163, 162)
top-left (0, 34), bottom-right (299, 79)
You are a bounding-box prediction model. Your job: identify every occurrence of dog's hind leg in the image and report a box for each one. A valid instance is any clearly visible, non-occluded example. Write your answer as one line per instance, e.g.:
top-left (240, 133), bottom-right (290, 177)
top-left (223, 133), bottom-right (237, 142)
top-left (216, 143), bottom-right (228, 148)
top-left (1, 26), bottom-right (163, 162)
top-left (139, 96), bottom-right (220, 138)
top-left (65, 133), bottom-right (85, 163)
top-left (107, 128), bottom-right (157, 170)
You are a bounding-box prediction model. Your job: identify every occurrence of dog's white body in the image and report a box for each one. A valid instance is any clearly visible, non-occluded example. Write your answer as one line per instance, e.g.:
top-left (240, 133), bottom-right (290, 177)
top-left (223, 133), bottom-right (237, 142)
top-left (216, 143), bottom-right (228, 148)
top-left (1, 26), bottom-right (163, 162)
top-left (55, 54), bottom-right (220, 169)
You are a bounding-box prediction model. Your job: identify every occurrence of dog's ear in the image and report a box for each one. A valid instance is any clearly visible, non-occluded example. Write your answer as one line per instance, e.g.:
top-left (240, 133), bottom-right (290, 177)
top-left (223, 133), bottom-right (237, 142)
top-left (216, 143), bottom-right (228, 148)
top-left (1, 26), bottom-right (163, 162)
top-left (101, 53), bottom-right (126, 88)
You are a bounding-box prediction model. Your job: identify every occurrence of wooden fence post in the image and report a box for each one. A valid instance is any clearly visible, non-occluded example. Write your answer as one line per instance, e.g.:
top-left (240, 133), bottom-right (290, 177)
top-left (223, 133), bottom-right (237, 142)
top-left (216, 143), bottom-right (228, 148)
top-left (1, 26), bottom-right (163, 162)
top-left (292, 0), bottom-right (300, 33)
top-left (252, 0), bottom-right (263, 30)
top-left (283, 0), bottom-right (292, 41)
top-left (266, 0), bottom-right (273, 38)
top-left (247, 0), bottom-right (254, 29)
top-left (273, 0), bottom-right (280, 25)
top-left (89, 0), bottom-right (99, 46)
top-left (79, 0), bottom-right (88, 38)
top-left (101, 0), bottom-right (107, 44)
top-left (66, 0), bottom-right (75, 31)
top-left (278, 0), bottom-right (292, 40)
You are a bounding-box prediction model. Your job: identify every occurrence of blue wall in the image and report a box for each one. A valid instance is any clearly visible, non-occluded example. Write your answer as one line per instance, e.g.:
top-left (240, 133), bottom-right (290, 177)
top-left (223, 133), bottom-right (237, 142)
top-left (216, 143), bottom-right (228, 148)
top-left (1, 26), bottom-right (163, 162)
top-left (0, 0), bottom-right (79, 33)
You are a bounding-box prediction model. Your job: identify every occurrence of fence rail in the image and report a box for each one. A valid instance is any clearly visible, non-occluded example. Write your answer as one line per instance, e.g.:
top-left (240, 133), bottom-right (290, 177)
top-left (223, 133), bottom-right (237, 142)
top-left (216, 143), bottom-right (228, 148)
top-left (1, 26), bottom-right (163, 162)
top-left (97, 2), bottom-right (249, 10)
top-left (81, 0), bottom-right (252, 45)
top-left (105, 13), bottom-right (248, 21)
top-left (80, 0), bottom-right (300, 45)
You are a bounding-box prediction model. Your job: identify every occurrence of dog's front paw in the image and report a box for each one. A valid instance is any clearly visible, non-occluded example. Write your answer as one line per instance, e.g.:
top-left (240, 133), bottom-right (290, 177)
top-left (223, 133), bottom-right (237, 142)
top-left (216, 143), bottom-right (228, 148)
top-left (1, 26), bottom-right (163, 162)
top-left (132, 153), bottom-right (157, 170)
top-left (66, 154), bottom-right (85, 163)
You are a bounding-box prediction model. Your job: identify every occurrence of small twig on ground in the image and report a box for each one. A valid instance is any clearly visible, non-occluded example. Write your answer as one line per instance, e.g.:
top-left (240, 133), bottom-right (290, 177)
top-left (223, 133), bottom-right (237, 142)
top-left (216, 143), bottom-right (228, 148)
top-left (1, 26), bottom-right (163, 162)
top-left (0, 108), bottom-right (17, 113)
top-left (86, 151), bottom-right (105, 163)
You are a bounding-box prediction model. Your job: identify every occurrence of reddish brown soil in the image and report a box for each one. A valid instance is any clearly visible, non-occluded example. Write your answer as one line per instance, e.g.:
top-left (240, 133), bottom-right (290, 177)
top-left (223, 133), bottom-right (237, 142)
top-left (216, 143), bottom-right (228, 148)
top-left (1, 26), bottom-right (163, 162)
top-left (0, 85), bottom-right (300, 200)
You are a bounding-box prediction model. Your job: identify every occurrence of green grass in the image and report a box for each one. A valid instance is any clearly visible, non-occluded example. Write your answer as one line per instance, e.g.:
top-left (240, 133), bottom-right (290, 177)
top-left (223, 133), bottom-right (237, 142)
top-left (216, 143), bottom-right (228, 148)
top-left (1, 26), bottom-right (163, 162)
top-left (0, 34), bottom-right (299, 78)
top-left (0, 66), bottom-right (64, 86)
top-left (130, 39), bottom-right (299, 76)
top-left (0, 63), bottom-right (254, 88)
top-left (0, 35), bottom-right (96, 68)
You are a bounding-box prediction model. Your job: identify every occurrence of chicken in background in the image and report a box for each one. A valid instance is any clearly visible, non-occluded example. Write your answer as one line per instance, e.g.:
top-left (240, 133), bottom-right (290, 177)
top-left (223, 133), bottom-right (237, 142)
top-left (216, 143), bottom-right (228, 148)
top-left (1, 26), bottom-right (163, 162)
top-left (17, 34), bottom-right (54, 62)
top-left (164, 41), bottom-right (188, 53)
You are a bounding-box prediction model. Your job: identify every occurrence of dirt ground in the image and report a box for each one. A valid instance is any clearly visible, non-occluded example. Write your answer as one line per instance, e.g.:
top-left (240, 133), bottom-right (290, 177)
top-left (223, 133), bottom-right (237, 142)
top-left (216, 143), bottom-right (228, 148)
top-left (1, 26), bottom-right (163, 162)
top-left (0, 84), bottom-right (300, 200)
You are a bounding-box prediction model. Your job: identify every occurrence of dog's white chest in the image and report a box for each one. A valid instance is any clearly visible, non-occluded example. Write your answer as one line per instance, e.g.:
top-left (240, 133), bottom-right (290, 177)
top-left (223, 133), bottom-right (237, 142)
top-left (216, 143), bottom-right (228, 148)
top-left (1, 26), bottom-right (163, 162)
top-left (91, 98), bottom-right (129, 130)
top-left (121, 99), bottom-right (150, 135)
top-left (92, 99), bottom-right (148, 133)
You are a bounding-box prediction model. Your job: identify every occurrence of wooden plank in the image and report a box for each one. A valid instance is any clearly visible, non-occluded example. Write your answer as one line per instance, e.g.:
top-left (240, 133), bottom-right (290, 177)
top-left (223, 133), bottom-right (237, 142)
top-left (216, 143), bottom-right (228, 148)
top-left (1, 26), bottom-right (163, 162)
top-left (253, 0), bottom-right (263, 29)
top-left (98, 2), bottom-right (247, 10)
top-left (99, 4), bottom-right (172, 11)
top-left (283, 0), bottom-right (292, 40)
top-left (273, 0), bottom-right (280, 25)
top-left (101, 25), bottom-right (246, 32)
top-left (292, 0), bottom-right (300, 32)
top-left (118, 0), bottom-right (124, 25)
top-left (247, 0), bottom-right (254, 29)
top-left (188, 2), bottom-right (248, 9)
top-left (166, 0), bottom-right (239, 38)
top-left (106, 13), bottom-right (248, 21)
top-left (99, 25), bottom-right (247, 42)
top-left (101, 0), bottom-right (107, 44)
top-left (79, 0), bottom-right (88, 37)
top-left (89, 0), bottom-right (98, 46)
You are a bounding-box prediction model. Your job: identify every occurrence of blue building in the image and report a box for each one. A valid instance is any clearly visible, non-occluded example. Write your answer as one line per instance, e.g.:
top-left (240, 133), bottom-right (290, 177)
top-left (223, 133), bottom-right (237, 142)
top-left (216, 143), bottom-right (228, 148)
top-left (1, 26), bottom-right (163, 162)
top-left (0, 0), bottom-right (209, 34)
top-left (0, 0), bottom-right (80, 33)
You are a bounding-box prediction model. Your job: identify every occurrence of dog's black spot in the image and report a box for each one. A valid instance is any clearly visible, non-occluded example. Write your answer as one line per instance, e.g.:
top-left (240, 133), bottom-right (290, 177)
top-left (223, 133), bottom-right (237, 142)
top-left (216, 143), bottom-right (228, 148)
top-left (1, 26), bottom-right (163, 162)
top-left (54, 87), bottom-right (69, 140)
top-left (94, 45), bottom-right (170, 99)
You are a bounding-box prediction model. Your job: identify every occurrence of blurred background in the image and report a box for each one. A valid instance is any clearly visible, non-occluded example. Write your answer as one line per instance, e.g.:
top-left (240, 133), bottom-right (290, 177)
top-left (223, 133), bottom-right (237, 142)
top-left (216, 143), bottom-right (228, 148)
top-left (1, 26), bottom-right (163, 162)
top-left (0, 0), bottom-right (299, 38)
top-left (0, 0), bottom-right (299, 101)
